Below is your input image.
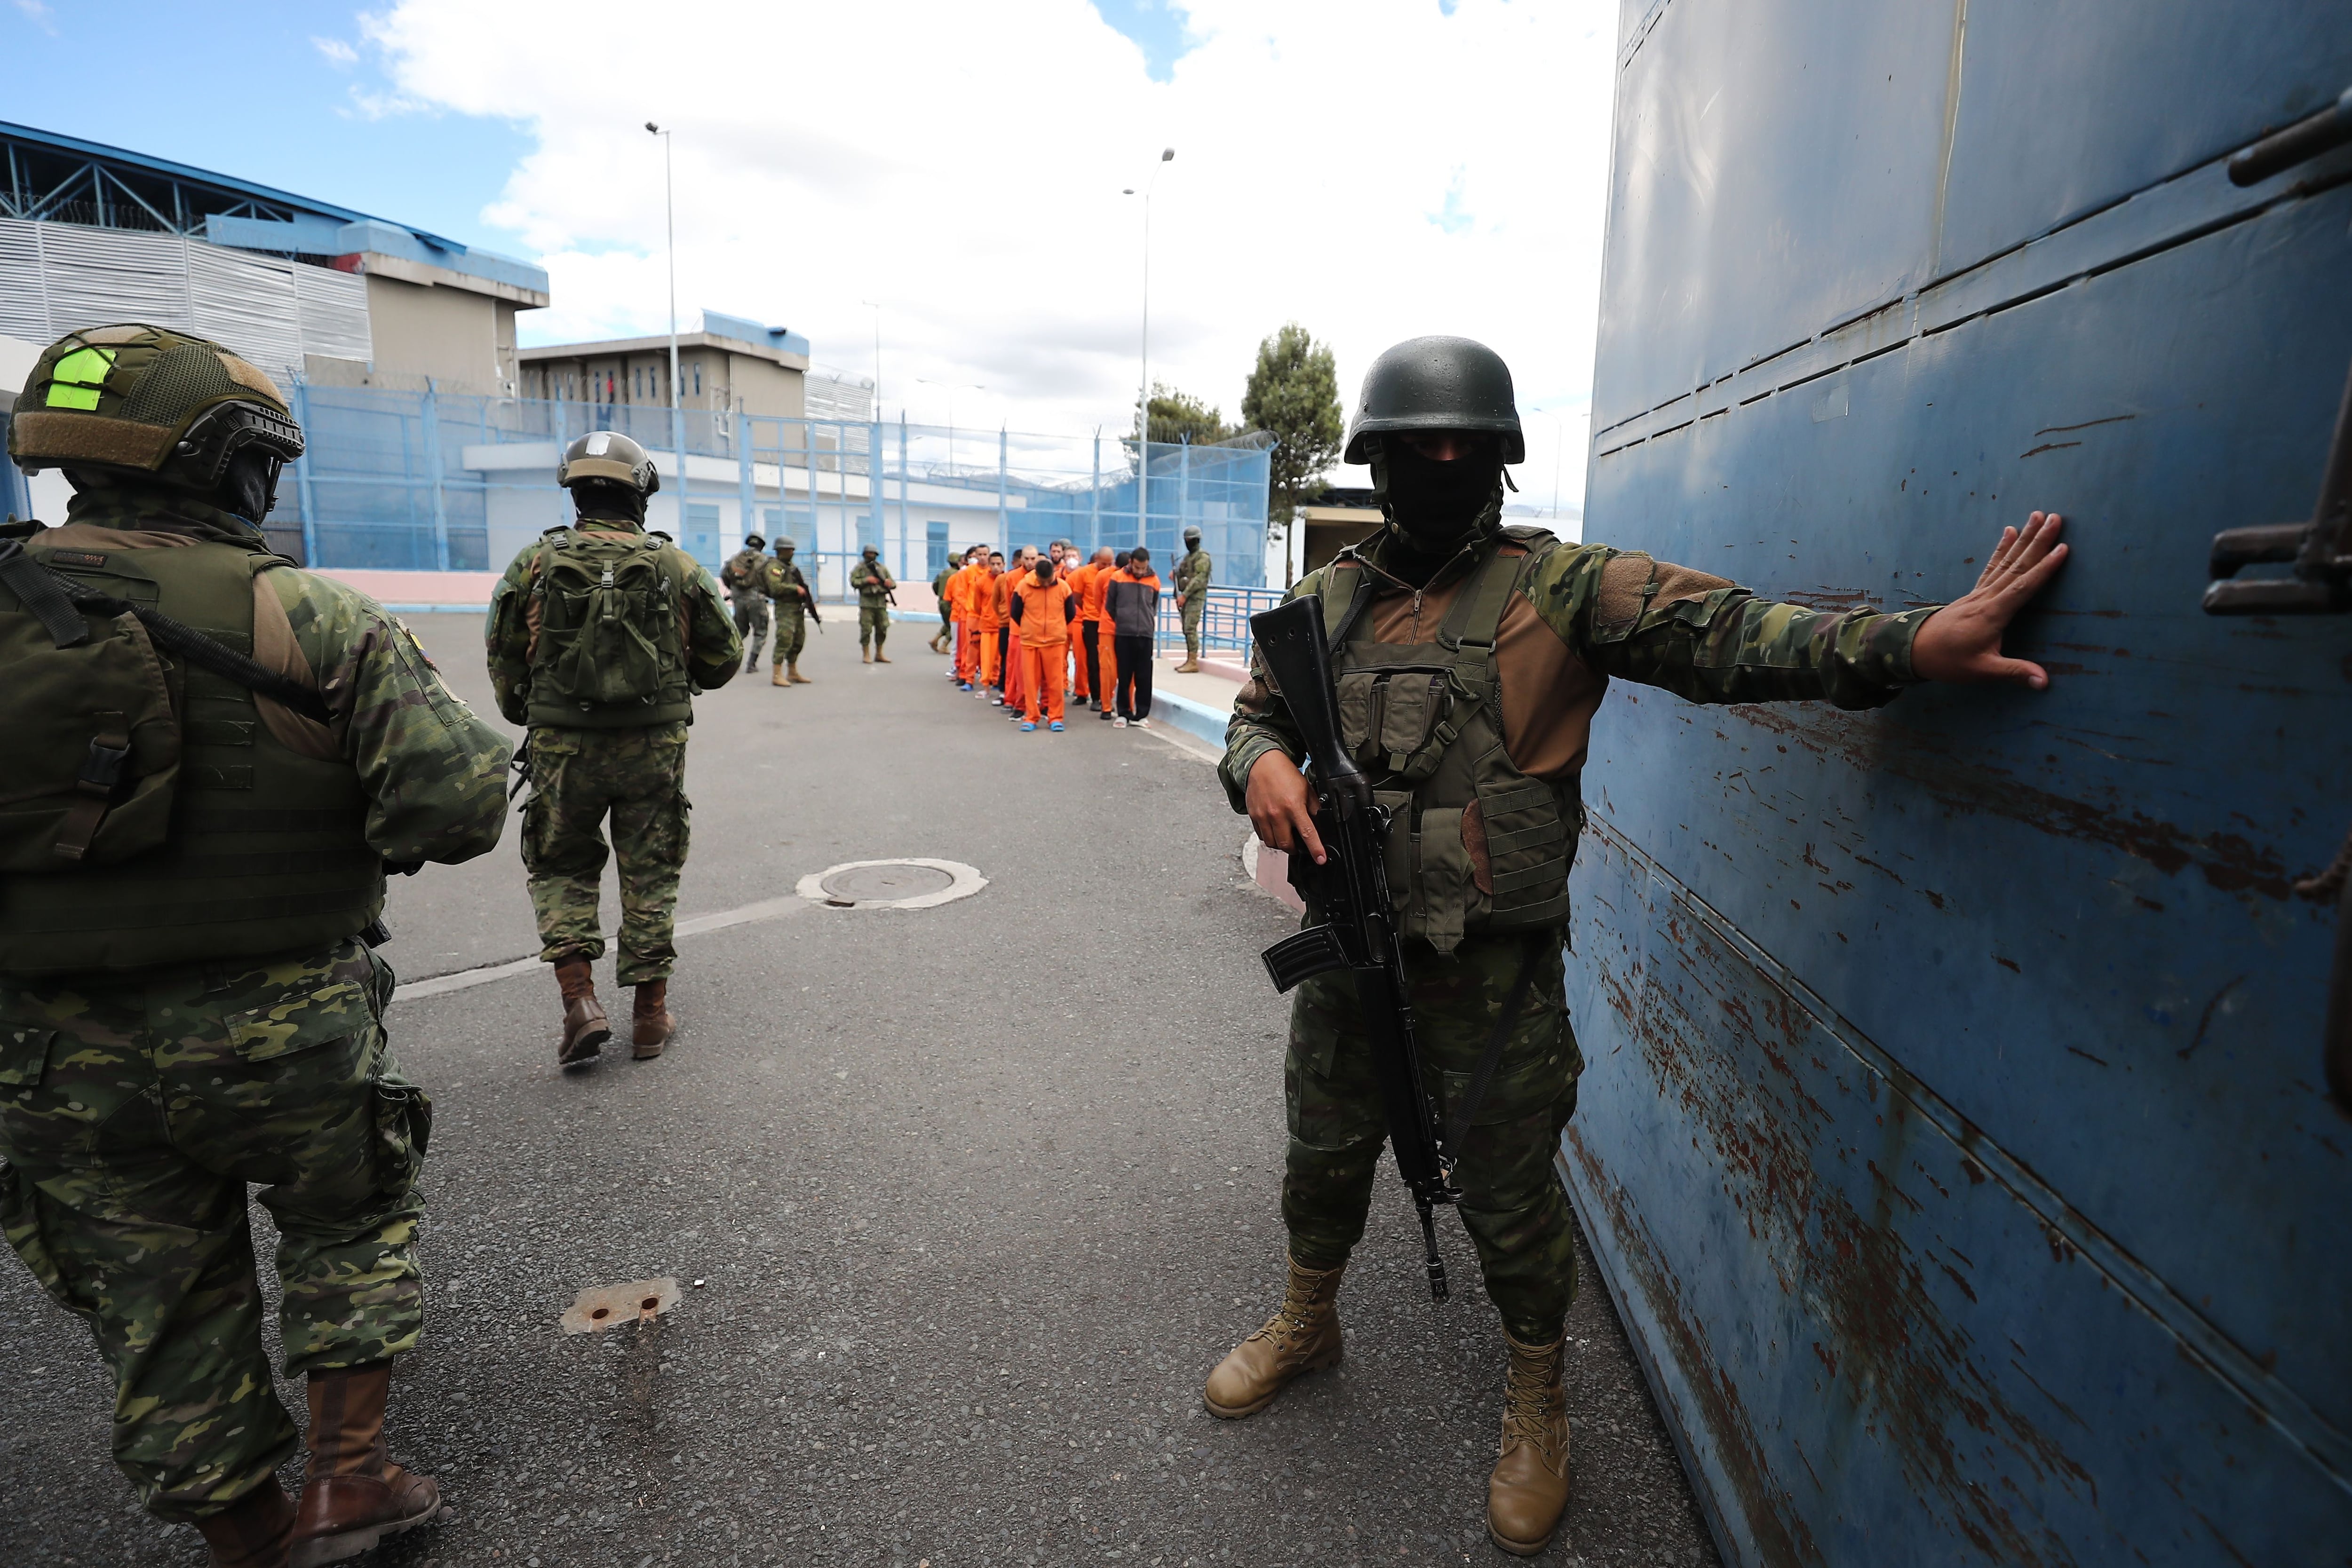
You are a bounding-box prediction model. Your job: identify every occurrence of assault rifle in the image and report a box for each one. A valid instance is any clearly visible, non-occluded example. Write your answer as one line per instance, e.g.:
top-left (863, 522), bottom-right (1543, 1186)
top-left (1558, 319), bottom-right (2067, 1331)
top-left (1249, 594), bottom-right (1462, 1300)
top-left (784, 568), bottom-right (823, 631)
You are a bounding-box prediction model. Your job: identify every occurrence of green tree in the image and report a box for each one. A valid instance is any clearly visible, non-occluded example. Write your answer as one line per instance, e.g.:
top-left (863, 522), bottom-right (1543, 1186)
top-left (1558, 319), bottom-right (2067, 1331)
top-left (1239, 323), bottom-right (1343, 536)
top-left (1134, 382), bottom-right (1237, 447)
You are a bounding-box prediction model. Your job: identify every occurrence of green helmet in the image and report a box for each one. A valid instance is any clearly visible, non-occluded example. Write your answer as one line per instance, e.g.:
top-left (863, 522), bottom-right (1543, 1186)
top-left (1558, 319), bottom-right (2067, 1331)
top-left (557, 429), bottom-right (660, 497)
top-left (7, 323), bottom-right (303, 489)
top-left (775, 539), bottom-right (796, 554)
top-left (862, 544), bottom-right (879, 558)
top-left (744, 532), bottom-right (767, 550)
top-left (1183, 525), bottom-right (1201, 545)
top-left (1342, 336), bottom-right (1524, 465)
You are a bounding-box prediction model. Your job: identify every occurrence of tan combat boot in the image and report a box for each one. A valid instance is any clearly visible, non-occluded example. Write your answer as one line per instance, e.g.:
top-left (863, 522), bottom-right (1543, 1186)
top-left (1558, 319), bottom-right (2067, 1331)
top-left (289, 1364), bottom-right (440, 1568)
top-left (772, 665), bottom-right (789, 686)
top-left (1487, 1330), bottom-right (1573, 1556)
top-left (861, 647), bottom-right (872, 664)
top-left (1203, 1253), bottom-right (1345, 1418)
top-left (632, 979), bottom-right (675, 1058)
top-left (195, 1481), bottom-right (294, 1568)
top-left (874, 647), bottom-right (891, 663)
top-left (1175, 658), bottom-right (1201, 673)
top-left (554, 957), bottom-right (608, 1066)
top-left (789, 659), bottom-right (810, 684)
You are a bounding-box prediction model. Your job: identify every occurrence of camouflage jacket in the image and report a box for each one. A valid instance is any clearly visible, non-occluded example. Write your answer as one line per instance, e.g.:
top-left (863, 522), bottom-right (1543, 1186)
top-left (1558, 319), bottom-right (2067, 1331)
top-left (1175, 547), bottom-right (1212, 601)
top-left (1220, 521), bottom-right (1936, 813)
top-left (485, 517), bottom-right (741, 723)
top-left (721, 546), bottom-right (769, 604)
top-left (850, 559), bottom-right (897, 604)
top-left (767, 558), bottom-right (812, 608)
top-left (30, 482), bottom-right (511, 866)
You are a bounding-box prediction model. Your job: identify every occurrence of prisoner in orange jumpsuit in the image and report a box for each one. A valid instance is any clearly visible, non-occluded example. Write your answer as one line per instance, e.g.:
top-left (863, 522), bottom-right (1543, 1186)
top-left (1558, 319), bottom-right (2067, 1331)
top-left (1081, 547), bottom-right (1118, 720)
top-left (975, 551), bottom-right (1007, 690)
top-left (1010, 556), bottom-right (1077, 728)
top-left (951, 548), bottom-right (985, 686)
top-left (993, 548), bottom-right (1031, 711)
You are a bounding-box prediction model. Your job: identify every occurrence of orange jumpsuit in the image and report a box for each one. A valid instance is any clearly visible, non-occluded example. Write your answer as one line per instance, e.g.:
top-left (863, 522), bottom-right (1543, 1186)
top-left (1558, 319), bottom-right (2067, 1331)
top-left (1011, 575), bottom-right (1075, 724)
top-left (993, 570), bottom-right (1025, 707)
top-left (952, 562), bottom-right (985, 683)
top-left (976, 565), bottom-right (1006, 687)
top-left (1076, 563), bottom-right (1115, 706)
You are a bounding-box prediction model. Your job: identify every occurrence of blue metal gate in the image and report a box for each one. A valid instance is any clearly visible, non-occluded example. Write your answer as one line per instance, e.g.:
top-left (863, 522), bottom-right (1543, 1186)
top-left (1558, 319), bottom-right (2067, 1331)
top-left (1569, 4), bottom-right (2352, 1564)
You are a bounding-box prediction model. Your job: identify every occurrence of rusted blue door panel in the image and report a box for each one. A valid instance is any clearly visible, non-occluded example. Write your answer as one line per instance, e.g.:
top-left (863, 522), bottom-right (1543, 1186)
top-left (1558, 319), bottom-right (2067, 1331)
top-left (1564, 828), bottom-right (2352, 1566)
top-left (1571, 1), bottom-right (2352, 1560)
top-left (1939, 0), bottom-right (2352, 278)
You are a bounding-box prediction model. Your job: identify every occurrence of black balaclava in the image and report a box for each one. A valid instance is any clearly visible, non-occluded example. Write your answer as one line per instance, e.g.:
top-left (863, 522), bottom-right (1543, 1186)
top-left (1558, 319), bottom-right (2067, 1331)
top-left (571, 477), bottom-right (647, 523)
top-left (1373, 436), bottom-right (1503, 561)
top-left (211, 448), bottom-right (284, 527)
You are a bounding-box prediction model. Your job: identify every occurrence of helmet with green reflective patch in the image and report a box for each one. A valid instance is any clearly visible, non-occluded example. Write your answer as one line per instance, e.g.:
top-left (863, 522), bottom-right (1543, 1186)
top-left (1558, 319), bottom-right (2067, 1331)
top-left (7, 323), bottom-right (303, 489)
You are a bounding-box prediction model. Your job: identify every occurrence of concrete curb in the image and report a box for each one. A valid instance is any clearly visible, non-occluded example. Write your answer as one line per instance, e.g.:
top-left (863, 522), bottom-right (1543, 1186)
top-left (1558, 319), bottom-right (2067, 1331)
top-left (1150, 688), bottom-right (1230, 751)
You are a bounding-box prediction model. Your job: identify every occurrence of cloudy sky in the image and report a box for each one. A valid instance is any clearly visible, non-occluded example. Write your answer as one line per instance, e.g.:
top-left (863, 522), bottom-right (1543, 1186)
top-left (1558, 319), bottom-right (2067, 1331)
top-left (6, 0), bottom-right (1618, 515)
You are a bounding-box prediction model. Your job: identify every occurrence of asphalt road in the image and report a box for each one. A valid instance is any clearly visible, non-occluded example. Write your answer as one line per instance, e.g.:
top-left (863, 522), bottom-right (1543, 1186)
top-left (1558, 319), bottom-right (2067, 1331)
top-left (0, 611), bottom-right (1719, 1568)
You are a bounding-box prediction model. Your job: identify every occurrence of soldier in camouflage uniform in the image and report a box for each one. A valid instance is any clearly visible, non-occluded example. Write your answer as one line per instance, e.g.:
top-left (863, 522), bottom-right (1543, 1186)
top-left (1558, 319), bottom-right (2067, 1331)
top-left (1213, 336), bottom-right (2070, 1556)
top-left (930, 553), bottom-right (958, 653)
top-left (769, 538), bottom-right (814, 686)
top-left (1173, 524), bottom-right (1212, 671)
top-left (0, 325), bottom-right (512, 1568)
top-left (720, 532), bottom-right (771, 673)
top-left (851, 543), bottom-right (896, 663)
top-left (486, 430), bottom-right (740, 1067)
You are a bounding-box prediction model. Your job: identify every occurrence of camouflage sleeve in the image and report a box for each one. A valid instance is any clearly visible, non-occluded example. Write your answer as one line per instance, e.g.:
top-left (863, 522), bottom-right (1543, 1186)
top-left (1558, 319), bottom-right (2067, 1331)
top-left (1524, 544), bottom-right (1937, 709)
top-left (274, 572), bottom-right (513, 865)
top-left (484, 541), bottom-right (541, 724)
top-left (1217, 573), bottom-right (1319, 814)
top-left (678, 553), bottom-right (743, 689)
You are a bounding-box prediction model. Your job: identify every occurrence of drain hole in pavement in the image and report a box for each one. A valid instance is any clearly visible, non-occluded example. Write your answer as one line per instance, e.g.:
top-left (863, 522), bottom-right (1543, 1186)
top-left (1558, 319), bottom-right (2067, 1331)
top-left (640, 1296), bottom-right (659, 1311)
top-left (821, 863), bottom-right (954, 903)
top-left (591, 1307), bottom-right (610, 1321)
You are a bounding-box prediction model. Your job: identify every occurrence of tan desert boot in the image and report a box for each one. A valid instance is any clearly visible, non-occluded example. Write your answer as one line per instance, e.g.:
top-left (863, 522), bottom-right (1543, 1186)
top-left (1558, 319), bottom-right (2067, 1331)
top-left (290, 1364), bottom-right (440, 1568)
top-left (789, 660), bottom-right (810, 684)
top-left (1203, 1253), bottom-right (1345, 1418)
top-left (554, 957), bottom-right (608, 1066)
top-left (875, 649), bottom-right (891, 662)
top-left (772, 665), bottom-right (790, 687)
top-left (632, 979), bottom-right (675, 1059)
top-left (195, 1481), bottom-right (294, 1568)
top-left (1175, 658), bottom-right (1201, 673)
top-left (1487, 1330), bottom-right (1572, 1556)
top-left (861, 648), bottom-right (872, 664)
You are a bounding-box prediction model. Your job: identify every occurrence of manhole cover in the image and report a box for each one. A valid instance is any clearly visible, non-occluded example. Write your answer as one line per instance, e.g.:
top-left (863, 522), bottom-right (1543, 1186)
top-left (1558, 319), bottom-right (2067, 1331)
top-left (795, 858), bottom-right (986, 911)
top-left (822, 863), bottom-right (953, 903)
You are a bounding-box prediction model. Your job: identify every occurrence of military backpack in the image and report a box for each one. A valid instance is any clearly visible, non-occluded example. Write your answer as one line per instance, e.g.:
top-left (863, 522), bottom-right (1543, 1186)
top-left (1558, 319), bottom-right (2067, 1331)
top-left (508, 526), bottom-right (697, 727)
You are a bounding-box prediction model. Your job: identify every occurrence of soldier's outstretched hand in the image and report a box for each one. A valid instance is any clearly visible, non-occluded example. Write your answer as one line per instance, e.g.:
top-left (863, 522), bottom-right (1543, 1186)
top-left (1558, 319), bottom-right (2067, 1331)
top-left (1910, 511), bottom-right (2070, 688)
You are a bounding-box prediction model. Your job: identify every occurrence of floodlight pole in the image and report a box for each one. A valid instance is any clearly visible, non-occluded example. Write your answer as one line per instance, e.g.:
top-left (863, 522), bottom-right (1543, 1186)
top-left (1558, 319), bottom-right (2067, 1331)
top-left (1128, 147), bottom-right (1173, 544)
top-left (647, 121), bottom-right (684, 538)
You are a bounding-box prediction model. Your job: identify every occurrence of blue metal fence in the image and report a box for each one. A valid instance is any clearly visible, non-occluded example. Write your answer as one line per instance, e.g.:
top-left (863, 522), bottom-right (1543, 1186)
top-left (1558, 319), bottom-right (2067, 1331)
top-left (270, 386), bottom-right (1272, 593)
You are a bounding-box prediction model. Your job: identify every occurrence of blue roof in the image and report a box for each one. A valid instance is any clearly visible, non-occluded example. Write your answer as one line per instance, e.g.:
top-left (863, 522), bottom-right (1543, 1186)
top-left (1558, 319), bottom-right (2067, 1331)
top-left (0, 120), bottom-right (548, 298)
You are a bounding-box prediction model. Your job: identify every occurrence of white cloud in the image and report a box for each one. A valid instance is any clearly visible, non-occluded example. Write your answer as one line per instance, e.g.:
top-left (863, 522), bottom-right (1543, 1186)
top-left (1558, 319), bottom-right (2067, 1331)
top-left (14, 0), bottom-right (56, 33)
top-left (368, 0), bottom-right (1617, 503)
top-left (312, 35), bottom-right (359, 66)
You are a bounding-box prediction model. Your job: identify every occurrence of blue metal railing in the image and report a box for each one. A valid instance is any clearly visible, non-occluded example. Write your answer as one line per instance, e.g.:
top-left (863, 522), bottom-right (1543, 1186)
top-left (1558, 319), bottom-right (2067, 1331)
top-left (1158, 585), bottom-right (1283, 656)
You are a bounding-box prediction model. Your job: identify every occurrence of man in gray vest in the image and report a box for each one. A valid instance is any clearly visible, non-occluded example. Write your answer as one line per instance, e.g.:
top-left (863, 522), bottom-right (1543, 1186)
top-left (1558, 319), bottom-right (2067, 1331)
top-left (0, 325), bottom-right (514, 1568)
top-left (486, 431), bottom-right (742, 1066)
top-left (1214, 335), bottom-right (2070, 1555)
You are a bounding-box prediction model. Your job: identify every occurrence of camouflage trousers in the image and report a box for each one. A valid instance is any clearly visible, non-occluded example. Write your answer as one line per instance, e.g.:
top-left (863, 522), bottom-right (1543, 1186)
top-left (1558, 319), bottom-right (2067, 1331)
top-left (774, 604), bottom-right (807, 665)
top-left (1283, 930), bottom-right (1583, 1343)
top-left (732, 596), bottom-right (771, 666)
top-left (0, 938), bottom-right (427, 1522)
top-left (859, 602), bottom-right (891, 649)
top-left (1181, 597), bottom-right (1205, 661)
top-left (520, 723), bottom-right (691, 985)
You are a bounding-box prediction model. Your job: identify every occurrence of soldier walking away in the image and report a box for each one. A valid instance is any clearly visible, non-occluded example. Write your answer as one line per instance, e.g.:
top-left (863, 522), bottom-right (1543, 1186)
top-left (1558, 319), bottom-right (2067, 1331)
top-left (1215, 335), bottom-right (2070, 1557)
top-left (486, 429), bottom-right (741, 1067)
top-left (0, 325), bottom-right (513, 1568)
top-left (769, 538), bottom-right (815, 686)
top-left (1174, 523), bottom-right (1212, 671)
top-left (852, 543), bottom-right (898, 663)
top-left (721, 531), bottom-right (772, 673)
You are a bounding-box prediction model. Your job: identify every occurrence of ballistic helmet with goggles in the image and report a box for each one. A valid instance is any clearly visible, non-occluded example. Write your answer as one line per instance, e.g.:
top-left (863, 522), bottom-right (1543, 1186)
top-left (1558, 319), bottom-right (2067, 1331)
top-left (1342, 336), bottom-right (1524, 465)
top-left (557, 429), bottom-right (661, 497)
top-left (8, 325), bottom-right (304, 497)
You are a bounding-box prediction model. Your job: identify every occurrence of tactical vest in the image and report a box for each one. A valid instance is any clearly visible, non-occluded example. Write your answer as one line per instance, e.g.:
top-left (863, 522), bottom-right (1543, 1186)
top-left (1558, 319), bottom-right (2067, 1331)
top-left (0, 537), bottom-right (381, 974)
top-left (1319, 529), bottom-right (1579, 955)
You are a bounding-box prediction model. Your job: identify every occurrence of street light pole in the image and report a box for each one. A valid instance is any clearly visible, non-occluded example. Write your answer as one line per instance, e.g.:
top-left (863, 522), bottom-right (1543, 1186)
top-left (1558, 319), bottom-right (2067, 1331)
top-left (645, 121), bottom-right (684, 541)
top-left (1124, 146), bottom-right (1173, 545)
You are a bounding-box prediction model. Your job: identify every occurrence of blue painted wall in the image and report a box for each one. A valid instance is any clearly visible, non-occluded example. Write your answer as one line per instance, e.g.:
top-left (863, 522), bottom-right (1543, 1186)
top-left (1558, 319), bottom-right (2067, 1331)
top-left (1570, 3), bottom-right (2352, 1563)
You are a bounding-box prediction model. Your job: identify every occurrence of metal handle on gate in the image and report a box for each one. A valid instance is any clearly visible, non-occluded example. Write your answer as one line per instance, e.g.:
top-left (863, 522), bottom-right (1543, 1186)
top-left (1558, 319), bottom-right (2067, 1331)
top-left (2204, 360), bottom-right (2352, 615)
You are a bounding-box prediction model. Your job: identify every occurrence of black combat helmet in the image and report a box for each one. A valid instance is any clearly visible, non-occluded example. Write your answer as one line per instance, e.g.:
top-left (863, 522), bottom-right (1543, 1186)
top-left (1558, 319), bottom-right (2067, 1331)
top-left (557, 429), bottom-right (660, 497)
top-left (744, 532), bottom-right (766, 550)
top-left (1343, 336), bottom-right (1524, 465)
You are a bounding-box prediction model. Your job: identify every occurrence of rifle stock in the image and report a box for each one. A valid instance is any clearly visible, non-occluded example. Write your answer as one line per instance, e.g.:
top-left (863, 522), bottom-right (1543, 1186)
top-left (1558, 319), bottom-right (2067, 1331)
top-left (1248, 594), bottom-right (1461, 1300)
